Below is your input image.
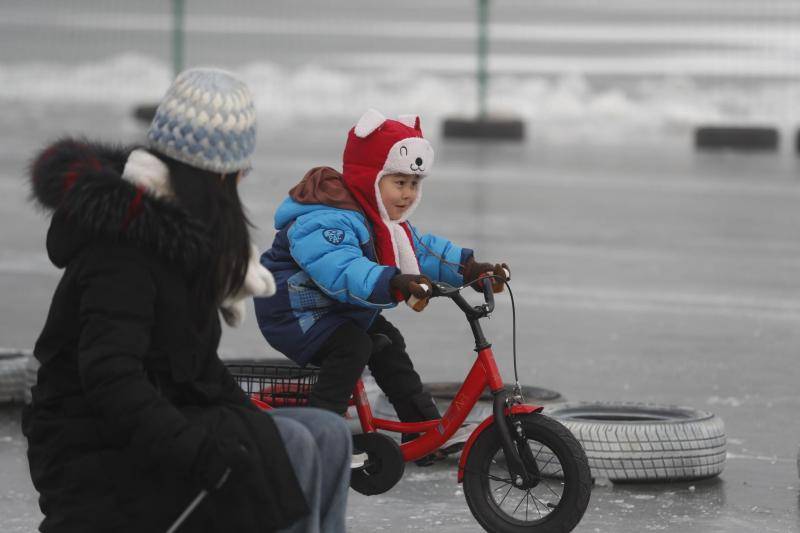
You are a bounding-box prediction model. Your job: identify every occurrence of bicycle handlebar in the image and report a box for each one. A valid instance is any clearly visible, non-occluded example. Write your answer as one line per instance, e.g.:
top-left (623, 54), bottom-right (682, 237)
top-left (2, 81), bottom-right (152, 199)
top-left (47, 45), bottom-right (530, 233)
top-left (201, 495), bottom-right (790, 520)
top-left (480, 275), bottom-right (495, 313)
top-left (429, 276), bottom-right (499, 319)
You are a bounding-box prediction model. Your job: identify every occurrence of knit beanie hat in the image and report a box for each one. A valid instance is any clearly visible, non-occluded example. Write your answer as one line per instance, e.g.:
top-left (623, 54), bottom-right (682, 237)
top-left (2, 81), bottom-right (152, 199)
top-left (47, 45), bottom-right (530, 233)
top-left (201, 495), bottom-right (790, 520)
top-left (147, 68), bottom-right (256, 174)
top-left (342, 109), bottom-right (434, 275)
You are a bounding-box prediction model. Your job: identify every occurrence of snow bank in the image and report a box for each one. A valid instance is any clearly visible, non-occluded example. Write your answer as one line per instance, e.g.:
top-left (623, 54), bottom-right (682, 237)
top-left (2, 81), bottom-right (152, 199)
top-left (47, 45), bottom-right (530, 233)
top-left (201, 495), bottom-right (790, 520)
top-left (3, 54), bottom-right (800, 142)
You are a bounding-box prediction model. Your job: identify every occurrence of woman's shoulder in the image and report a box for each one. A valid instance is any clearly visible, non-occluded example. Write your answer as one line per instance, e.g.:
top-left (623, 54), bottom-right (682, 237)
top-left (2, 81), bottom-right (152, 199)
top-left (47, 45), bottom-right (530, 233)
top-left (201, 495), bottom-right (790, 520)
top-left (75, 241), bottom-right (160, 278)
top-left (31, 138), bottom-right (212, 275)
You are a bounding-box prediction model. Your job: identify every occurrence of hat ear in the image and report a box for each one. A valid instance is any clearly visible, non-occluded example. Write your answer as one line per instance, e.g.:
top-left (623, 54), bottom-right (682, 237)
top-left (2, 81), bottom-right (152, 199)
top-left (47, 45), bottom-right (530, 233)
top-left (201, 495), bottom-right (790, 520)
top-left (397, 114), bottom-right (421, 132)
top-left (354, 109), bottom-right (387, 138)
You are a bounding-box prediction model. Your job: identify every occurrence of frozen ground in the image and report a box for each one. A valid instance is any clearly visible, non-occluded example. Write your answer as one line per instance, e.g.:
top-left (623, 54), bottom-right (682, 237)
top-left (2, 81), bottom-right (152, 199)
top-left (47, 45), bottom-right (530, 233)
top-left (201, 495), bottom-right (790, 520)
top-left (2, 0), bottom-right (800, 530)
top-left (1, 103), bottom-right (799, 532)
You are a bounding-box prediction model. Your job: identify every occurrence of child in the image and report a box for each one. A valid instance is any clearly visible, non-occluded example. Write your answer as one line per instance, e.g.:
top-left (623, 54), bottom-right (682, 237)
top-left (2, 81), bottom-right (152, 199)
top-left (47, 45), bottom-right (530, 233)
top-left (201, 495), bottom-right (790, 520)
top-left (255, 109), bottom-right (508, 454)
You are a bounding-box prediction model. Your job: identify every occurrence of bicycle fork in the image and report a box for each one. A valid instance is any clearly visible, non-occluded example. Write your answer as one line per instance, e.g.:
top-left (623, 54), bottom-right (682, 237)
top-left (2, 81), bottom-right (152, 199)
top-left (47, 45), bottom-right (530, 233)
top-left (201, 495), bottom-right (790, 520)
top-left (492, 389), bottom-right (540, 489)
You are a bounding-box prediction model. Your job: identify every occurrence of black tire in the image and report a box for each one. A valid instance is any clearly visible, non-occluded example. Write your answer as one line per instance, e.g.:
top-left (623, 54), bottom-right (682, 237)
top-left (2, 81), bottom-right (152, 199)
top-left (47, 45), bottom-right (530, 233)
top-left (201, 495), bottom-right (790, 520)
top-left (350, 432), bottom-right (405, 496)
top-left (463, 413), bottom-right (591, 533)
top-left (544, 402), bottom-right (726, 482)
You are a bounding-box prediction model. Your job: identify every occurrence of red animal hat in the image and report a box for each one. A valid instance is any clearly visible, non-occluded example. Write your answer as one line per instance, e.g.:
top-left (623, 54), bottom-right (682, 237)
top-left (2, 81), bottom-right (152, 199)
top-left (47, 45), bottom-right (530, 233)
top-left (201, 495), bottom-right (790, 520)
top-left (342, 109), bottom-right (435, 275)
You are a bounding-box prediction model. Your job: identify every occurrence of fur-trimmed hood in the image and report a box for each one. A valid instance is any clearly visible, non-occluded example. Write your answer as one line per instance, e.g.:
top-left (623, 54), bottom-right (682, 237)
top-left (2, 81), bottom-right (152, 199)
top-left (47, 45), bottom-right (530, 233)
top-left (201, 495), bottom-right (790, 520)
top-left (29, 138), bottom-right (275, 327)
top-left (30, 138), bottom-right (210, 272)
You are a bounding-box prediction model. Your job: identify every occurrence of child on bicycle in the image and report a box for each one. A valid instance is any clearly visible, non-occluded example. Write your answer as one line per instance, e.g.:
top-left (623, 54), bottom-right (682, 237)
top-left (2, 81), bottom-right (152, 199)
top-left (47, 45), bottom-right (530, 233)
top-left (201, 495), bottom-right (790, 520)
top-left (255, 109), bottom-right (508, 460)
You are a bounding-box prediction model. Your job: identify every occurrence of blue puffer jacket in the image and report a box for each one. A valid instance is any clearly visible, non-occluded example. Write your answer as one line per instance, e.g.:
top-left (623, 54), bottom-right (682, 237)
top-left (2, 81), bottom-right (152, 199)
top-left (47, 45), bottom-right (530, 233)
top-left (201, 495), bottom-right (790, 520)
top-left (255, 197), bottom-right (472, 365)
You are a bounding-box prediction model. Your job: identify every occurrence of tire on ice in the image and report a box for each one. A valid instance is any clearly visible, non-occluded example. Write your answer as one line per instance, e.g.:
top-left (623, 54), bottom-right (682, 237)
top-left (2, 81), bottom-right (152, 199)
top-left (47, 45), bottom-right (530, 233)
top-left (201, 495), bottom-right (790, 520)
top-left (462, 413), bottom-right (592, 533)
top-left (543, 402), bottom-right (726, 482)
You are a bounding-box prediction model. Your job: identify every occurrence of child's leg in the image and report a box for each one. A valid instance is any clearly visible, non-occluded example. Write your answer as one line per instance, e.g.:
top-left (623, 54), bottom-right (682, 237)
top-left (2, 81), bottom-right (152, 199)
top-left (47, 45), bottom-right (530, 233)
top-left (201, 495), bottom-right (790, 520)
top-left (366, 315), bottom-right (440, 423)
top-left (308, 322), bottom-right (372, 414)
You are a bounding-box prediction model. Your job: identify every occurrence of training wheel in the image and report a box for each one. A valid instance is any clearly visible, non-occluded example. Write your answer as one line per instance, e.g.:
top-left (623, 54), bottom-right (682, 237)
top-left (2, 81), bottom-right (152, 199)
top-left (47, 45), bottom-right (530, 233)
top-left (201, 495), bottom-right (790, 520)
top-left (350, 432), bottom-right (405, 496)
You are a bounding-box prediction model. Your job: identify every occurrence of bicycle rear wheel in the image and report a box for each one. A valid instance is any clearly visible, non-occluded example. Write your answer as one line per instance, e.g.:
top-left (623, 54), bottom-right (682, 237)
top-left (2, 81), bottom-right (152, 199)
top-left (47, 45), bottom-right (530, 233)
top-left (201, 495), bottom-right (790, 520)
top-left (463, 413), bottom-right (591, 533)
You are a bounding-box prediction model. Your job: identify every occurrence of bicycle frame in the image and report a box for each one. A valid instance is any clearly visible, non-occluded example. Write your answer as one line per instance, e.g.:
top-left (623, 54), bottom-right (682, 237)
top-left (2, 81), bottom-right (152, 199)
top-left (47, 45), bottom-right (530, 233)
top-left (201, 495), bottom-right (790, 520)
top-left (352, 346), bottom-right (506, 462)
top-left (350, 278), bottom-right (543, 473)
top-left (247, 277), bottom-right (544, 485)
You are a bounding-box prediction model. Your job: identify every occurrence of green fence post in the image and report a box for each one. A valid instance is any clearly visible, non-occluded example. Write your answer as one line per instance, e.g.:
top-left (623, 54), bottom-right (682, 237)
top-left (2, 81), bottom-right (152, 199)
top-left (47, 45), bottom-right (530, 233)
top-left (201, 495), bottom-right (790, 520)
top-left (477, 0), bottom-right (489, 119)
top-left (438, 0), bottom-right (524, 140)
top-left (132, 0), bottom-right (185, 122)
top-left (172, 0), bottom-right (185, 76)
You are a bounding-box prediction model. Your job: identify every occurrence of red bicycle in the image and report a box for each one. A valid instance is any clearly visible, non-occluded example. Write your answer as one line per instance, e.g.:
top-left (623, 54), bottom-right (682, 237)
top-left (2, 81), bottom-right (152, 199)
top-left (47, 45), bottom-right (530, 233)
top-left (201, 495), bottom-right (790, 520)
top-left (229, 277), bottom-right (591, 532)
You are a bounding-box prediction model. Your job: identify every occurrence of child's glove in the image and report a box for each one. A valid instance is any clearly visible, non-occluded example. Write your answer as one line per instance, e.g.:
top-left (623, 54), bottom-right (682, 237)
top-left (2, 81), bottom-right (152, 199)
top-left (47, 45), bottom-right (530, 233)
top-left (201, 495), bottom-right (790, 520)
top-left (390, 274), bottom-right (433, 311)
top-left (463, 257), bottom-right (510, 293)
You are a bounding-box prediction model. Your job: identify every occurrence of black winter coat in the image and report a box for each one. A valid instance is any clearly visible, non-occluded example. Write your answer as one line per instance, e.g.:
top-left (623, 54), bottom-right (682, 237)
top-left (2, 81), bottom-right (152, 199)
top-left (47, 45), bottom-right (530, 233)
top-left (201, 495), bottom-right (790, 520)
top-left (22, 139), bottom-right (308, 532)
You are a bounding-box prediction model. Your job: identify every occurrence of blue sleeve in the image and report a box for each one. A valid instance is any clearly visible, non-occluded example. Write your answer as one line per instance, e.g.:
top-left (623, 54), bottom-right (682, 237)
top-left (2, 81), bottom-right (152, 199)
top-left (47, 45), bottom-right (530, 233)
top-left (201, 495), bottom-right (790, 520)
top-left (412, 228), bottom-right (473, 287)
top-left (288, 211), bottom-right (399, 308)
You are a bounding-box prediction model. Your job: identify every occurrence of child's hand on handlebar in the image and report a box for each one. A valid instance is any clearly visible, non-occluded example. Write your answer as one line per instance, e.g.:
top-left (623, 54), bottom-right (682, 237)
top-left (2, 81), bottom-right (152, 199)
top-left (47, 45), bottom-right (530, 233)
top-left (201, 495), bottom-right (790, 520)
top-left (390, 274), bottom-right (433, 311)
top-left (463, 257), bottom-right (510, 293)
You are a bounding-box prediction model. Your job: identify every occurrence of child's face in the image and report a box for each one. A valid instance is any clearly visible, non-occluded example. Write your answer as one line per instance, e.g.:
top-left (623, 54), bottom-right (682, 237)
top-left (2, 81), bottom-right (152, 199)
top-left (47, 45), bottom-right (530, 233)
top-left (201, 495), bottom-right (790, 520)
top-left (379, 173), bottom-right (420, 221)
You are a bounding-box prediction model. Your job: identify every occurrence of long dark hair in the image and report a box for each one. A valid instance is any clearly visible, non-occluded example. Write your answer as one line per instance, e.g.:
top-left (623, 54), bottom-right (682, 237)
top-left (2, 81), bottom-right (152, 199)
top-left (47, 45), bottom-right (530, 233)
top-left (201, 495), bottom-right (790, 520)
top-left (155, 153), bottom-right (252, 311)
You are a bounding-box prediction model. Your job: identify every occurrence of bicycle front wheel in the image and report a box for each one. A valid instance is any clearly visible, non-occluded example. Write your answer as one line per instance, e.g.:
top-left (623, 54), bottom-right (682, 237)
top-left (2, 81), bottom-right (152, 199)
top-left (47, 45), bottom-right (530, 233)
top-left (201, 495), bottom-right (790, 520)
top-left (462, 413), bottom-right (591, 533)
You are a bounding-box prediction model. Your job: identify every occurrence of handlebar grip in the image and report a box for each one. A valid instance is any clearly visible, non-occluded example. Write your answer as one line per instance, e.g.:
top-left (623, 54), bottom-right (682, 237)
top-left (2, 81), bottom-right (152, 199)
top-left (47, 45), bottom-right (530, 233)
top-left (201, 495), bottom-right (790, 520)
top-left (481, 275), bottom-right (495, 310)
top-left (502, 267), bottom-right (510, 280)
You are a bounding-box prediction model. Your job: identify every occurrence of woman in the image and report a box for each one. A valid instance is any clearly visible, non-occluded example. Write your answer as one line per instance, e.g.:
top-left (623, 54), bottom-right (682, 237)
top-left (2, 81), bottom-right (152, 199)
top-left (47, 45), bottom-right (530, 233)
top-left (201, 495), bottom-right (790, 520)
top-left (22, 68), bottom-right (350, 533)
